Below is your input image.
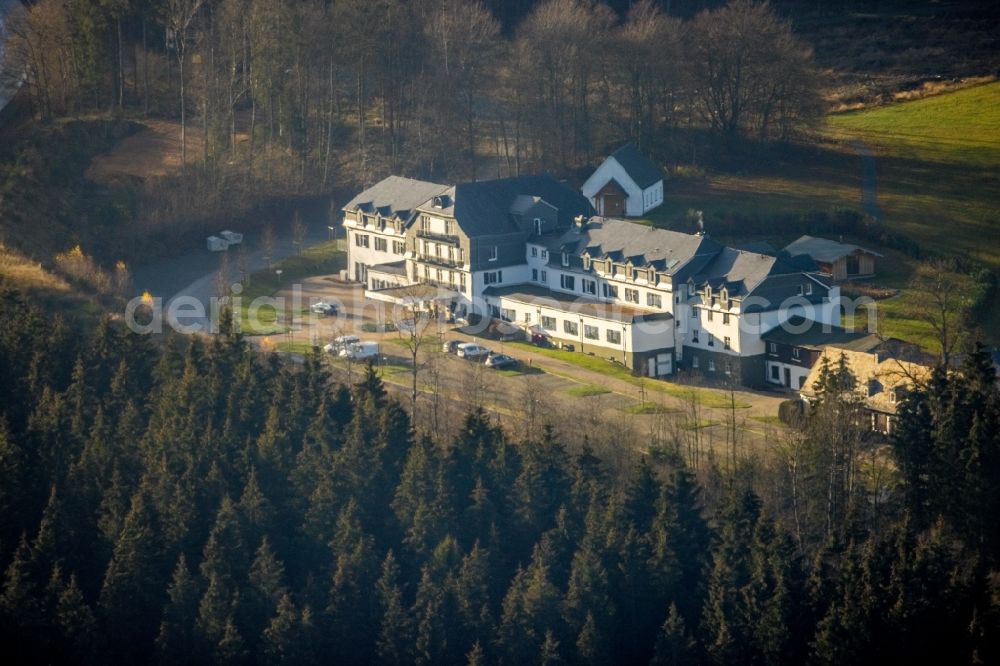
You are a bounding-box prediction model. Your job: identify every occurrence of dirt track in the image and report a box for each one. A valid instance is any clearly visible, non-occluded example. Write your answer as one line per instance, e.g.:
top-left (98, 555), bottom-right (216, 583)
top-left (85, 119), bottom-right (206, 183)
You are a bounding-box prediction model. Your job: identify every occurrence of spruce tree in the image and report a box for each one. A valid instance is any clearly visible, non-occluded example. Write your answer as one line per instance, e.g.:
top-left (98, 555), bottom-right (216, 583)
top-left (156, 553), bottom-right (200, 664)
top-left (376, 550), bottom-right (411, 665)
top-left (260, 593), bottom-right (302, 664)
top-left (651, 603), bottom-right (698, 666)
top-left (56, 573), bottom-right (99, 663)
top-left (98, 488), bottom-right (164, 661)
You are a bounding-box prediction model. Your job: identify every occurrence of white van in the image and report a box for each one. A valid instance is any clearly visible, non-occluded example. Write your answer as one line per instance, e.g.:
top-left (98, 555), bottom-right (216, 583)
top-left (339, 341), bottom-right (379, 361)
top-left (323, 335), bottom-right (360, 354)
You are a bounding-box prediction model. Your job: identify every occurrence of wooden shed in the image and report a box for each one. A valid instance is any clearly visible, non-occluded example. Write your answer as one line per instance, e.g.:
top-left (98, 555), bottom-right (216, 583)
top-left (783, 235), bottom-right (882, 281)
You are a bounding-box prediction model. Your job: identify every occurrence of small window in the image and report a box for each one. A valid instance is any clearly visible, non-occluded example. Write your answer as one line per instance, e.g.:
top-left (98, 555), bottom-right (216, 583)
top-left (560, 275), bottom-right (575, 290)
top-left (563, 320), bottom-right (579, 336)
top-left (768, 342), bottom-right (777, 354)
top-left (374, 237), bottom-right (387, 252)
top-left (541, 270), bottom-right (548, 283)
top-left (707, 335), bottom-right (714, 347)
top-left (647, 293), bottom-right (662, 308)
top-left (796, 285), bottom-right (803, 295)
top-left (724, 336), bottom-right (731, 350)
top-left (582, 279), bottom-right (597, 295)
top-left (708, 359), bottom-right (716, 372)
top-left (692, 329), bottom-right (700, 344)
top-left (603, 283), bottom-right (618, 299)
top-left (542, 316), bottom-right (556, 331)
top-left (532, 269), bottom-right (538, 281)
top-left (692, 356), bottom-right (700, 369)
top-left (606, 329), bottom-right (621, 344)
top-left (534, 218), bottom-right (543, 235)
top-left (541, 250), bottom-right (548, 260)
top-left (524, 312), bottom-right (532, 323)
top-left (531, 246), bottom-right (538, 258)
top-left (805, 283), bottom-right (813, 295)
top-left (625, 288), bottom-right (639, 303)
top-left (392, 240), bottom-right (406, 255)
top-left (771, 365), bottom-right (780, 380)
top-left (707, 310), bottom-right (714, 322)
top-left (584, 324), bottom-right (599, 340)
top-left (792, 347), bottom-right (800, 359)
top-left (688, 283), bottom-right (695, 296)
top-left (562, 253), bottom-right (570, 267)
top-left (489, 246), bottom-right (498, 261)
top-left (691, 307), bottom-right (697, 318)
top-left (723, 313), bottom-right (730, 325)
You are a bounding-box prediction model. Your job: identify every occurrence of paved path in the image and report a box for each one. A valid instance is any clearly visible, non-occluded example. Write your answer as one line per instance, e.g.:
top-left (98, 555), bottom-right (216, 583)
top-left (266, 277), bottom-right (788, 454)
top-left (132, 226), bottom-right (329, 331)
top-left (852, 139), bottom-right (882, 222)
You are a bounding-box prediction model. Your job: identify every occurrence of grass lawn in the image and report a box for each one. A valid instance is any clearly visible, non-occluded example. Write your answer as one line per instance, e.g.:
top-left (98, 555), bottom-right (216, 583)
top-left (565, 384), bottom-right (613, 397)
top-left (651, 82), bottom-right (1000, 345)
top-left (238, 241), bottom-right (346, 334)
top-left (505, 341), bottom-right (750, 409)
top-left (623, 402), bottom-right (675, 415)
top-left (827, 83), bottom-right (1000, 273)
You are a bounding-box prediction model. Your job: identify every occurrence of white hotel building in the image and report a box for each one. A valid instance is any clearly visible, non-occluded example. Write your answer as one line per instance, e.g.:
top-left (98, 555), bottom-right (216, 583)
top-left (343, 175), bottom-right (841, 385)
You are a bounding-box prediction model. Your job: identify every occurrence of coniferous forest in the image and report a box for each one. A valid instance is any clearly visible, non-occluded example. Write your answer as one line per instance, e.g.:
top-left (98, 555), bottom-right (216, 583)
top-left (1, 283), bottom-right (1000, 665)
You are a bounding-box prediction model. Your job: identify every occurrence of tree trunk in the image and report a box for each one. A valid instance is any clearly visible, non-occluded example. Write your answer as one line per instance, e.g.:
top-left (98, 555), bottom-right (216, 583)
top-left (142, 19), bottom-right (149, 116)
top-left (179, 48), bottom-right (187, 171)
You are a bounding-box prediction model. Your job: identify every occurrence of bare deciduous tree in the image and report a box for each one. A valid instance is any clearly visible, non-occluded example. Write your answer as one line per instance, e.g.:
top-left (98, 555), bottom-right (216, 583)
top-left (687, 0), bottom-right (821, 141)
top-left (909, 260), bottom-right (973, 368)
top-left (291, 211), bottom-right (307, 255)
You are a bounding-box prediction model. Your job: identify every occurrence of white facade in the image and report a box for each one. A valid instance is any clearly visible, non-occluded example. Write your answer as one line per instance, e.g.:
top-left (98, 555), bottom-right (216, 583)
top-left (581, 157), bottom-right (664, 217)
top-left (765, 359), bottom-right (812, 390)
top-left (345, 223), bottom-right (409, 283)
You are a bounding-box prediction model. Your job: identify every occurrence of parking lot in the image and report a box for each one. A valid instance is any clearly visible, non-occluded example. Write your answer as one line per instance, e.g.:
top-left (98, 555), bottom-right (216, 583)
top-left (253, 275), bottom-right (789, 462)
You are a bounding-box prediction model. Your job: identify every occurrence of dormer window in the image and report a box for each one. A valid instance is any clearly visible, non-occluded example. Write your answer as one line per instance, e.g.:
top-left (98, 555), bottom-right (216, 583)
top-left (720, 287), bottom-right (728, 301)
top-left (489, 245), bottom-right (498, 262)
top-left (562, 253), bottom-right (569, 267)
top-left (805, 283), bottom-right (813, 295)
top-left (582, 256), bottom-right (591, 270)
top-left (534, 218), bottom-right (543, 235)
top-left (797, 285), bottom-right (804, 295)
top-left (688, 283), bottom-right (695, 296)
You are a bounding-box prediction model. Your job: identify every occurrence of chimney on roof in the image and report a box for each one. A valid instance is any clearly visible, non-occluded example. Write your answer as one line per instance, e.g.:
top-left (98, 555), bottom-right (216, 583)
top-left (573, 215), bottom-right (585, 232)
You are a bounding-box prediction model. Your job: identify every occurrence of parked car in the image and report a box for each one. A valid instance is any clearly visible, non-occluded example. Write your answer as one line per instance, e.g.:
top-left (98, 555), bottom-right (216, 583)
top-left (531, 332), bottom-right (552, 347)
top-left (310, 301), bottom-right (338, 316)
top-left (456, 343), bottom-right (491, 360)
top-left (339, 341), bottom-right (379, 361)
top-left (442, 340), bottom-right (461, 354)
top-left (323, 334), bottom-right (360, 354)
top-left (485, 353), bottom-right (517, 369)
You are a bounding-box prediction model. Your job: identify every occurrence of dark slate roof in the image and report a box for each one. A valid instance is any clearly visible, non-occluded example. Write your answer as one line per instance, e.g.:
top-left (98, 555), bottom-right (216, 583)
top-left (783, 235), bottom-right (883, 263)
top-left (429, 175), bottom-right (593, 238)
top-left (342, 176), bottom-right (449, 222)
top-left (688, 248), bottom-right (831, 312)
top-left (545, 218), bottom-right (720, 276)
top-left (483, 284), bottom-right (673, 325)
top-left (609, 144), bottom-right (662, 189)
top-left (738, 240), bottom-right (777, 256)
top-left (762, 316), bottom-right (880, 351)
top-left (367, 261), bottom-right (407, 276)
